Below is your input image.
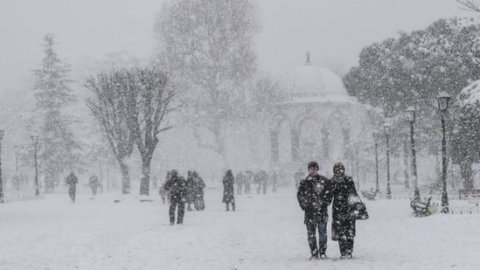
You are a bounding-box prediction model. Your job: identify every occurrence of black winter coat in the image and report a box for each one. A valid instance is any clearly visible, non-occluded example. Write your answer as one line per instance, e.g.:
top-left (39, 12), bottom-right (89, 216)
top-left (164, 175), bottom-right (187, 203)
top-left (222, 174), bottom-right (235, 203)
top-left (297, 174), bottom-right (333, 224)
top-left (331, 175), bottom-right (358, 240)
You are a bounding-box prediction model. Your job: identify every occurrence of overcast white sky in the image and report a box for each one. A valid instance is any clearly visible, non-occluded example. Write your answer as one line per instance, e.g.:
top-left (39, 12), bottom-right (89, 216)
top-left (0, 0), bottom-right (475, 97)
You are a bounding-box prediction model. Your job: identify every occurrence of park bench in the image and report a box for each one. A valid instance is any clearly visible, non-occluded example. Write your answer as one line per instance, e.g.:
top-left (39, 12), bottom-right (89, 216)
top-left (361, 189), bottom-right (377, 200)
top-left (458, 189), bottom-right (480, 200)
top-left (410, 197), bottom-right (432, 217)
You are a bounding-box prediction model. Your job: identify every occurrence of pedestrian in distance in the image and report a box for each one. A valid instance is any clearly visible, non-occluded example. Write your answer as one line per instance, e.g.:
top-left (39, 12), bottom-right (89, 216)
top-left (331, 162), bottom-right (359, 259)
top-left (297, 161), bottom-right (333, 259)
top-left (159, 171), bottom-right (172, 205)
top-left (186, 170), bottom-right (195, 211)
top-left (88, 174), bottom-right (100, 196)
top-left (271, 171), bottom-right (278, 193)
top-left (65, 171), bottom-right (79, 203)
top-left (244, 170), bottom-right (253, 194)
top-left (164, 170), bottom-right (187, 225)
top-left (236, 171), bottom-right (246, 195)
top-left (192, 171), bottom-right (206, 211)
top-left (222, 170), bottom-right (235, 211)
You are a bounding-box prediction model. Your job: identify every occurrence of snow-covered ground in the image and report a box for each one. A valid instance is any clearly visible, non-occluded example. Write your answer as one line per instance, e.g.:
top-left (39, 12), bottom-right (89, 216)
top-left (1, 188), bottom-right (479, 270)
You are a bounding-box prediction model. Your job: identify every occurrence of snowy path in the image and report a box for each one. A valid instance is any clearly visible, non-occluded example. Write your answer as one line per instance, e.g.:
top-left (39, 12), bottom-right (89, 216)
top-left (1, 188), bottom-right (479, 270)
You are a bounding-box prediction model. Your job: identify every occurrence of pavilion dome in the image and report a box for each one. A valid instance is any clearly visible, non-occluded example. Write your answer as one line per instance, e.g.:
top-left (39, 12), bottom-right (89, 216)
top-left (279, 53), bottom-right (348, 100)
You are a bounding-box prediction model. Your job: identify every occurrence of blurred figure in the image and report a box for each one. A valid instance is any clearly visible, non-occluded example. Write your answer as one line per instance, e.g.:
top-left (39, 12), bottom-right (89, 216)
top-left (186, 171), bottom-right (195, 211)
top-left (222, 170), bottom-right (235, 211)
top-left (65, 171), bottom-right (78, 203)
top-left (236, 171), bottom-right (246, 195)
top-left (159, 171), bottom-right (172, 205)
top-left (164, 170), bottom-right (187, 225)
top-left (271, 171), bottom-right (278, 193)
top-left (88, 174), bottom-right (100, 196)
top-left (244, 170), bottom-right (253, 194)
top-left (193, 171), bottom-right (206, 211)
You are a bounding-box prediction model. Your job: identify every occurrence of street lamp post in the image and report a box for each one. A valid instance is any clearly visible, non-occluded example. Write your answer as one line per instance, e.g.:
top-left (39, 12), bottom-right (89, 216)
top-left (384, 124), bottom-right (392, 199)
top-left (31, 136), bottom-right (39, 196)
top-left (406, 107), bottom-right (420, 201)
top-left (437, 91), bottom-right (451, 214)
top-left (373, 131), bottom-right (380, 194)
top-left (0, 129), bottom-right (5, 203)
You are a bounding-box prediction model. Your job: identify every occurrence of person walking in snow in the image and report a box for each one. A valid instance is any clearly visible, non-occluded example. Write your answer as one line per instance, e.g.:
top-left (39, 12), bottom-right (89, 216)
top-left (331, 162), bottom-right (359, 259)
top-left (254, 171), bottom-right (263, 194)
top-left (164, 170), bottom-right (187, 225)
top-left (244, 170), bottom-right (253, 194)
top-left (192, 171), bottom-right (206, 211)
top-left (236, 171), bottom-right (246, 195)
top-left (88, 174), bottom-right (100, 196)
top-left (222, 170), bottom-right (235, 211)
top-left (186, 170), bottom-right (195, 211)
top-left (297, 161), bottom-right (333, 259)
top-left (65, 171), bottom-right (79, 203)
top-left (159, 171), bottom-right (172, 205)
top-left (271, 171), bottom-right (278, 193)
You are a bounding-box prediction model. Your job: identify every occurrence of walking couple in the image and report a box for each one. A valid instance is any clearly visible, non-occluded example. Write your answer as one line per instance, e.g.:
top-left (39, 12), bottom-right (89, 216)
top-left (297, 161), bottom-right (359, 259)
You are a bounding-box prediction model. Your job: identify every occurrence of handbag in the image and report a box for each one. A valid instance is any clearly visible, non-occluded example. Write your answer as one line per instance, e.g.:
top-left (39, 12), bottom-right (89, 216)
top-left (350, 198), bottom-right (369, 220)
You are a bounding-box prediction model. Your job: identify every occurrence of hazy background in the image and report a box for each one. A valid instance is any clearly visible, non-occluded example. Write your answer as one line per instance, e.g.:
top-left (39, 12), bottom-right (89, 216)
top-left (0, 0), bottom-right (474, 99)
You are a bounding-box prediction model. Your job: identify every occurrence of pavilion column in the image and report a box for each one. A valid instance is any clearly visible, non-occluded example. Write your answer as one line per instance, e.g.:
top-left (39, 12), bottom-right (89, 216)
top-left (291, 128), bottom-right (300, 162)
top-left (321, 127), bottom-right (330, 160)
top-left (270, 129), bottom-right (279, 165)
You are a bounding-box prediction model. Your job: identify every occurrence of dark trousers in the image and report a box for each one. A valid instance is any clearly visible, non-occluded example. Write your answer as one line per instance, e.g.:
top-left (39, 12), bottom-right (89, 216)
top-left (169, 201), bottom-right (185, 224)
top-left (334, 218), bottom-right (356, 256)
top-left (306, 221), bottom-right (328, 256)
top-left (225, 202), bottom-right (235, 211)
top-left (68, 187), bottom-right (76, 202)
top-left (339, 236), bottom-right (354, 256)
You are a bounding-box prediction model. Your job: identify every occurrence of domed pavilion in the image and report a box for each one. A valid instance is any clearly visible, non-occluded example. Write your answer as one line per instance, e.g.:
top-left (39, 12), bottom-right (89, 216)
top-left (269, 53), bottom-right (371, 169)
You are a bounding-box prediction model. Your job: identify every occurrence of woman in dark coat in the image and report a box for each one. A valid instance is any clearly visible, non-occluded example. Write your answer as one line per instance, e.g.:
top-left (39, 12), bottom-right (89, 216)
top-left (222, 170), bottom-right (235, 211)
top-left (331, 162), bottom-right (359, 259)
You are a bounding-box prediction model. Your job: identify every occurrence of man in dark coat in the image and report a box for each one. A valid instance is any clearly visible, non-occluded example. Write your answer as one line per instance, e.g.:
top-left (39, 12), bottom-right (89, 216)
top-left (331, 162), bottom-right (358, 259)
top-left (222, 170), bottom-right (235, 211)
top-left (297, 161), bottom-right (333, 259)
top-left (192, 171), bottom-right (206, 211)
top-left (65, 171), bottom-right (78, 203)
top-left (164, 170), bottom-right (187, 225)
top-left (186, 171), bottom-right (195, 211)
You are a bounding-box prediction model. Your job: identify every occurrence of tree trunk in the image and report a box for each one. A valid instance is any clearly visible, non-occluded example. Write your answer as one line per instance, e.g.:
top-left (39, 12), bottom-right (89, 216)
top-left (140, 157), bottom-right (152, 195)
top-left (459, 160), bottom-right (474, 191)
top-left (119, 161), bottom-right (130, 194)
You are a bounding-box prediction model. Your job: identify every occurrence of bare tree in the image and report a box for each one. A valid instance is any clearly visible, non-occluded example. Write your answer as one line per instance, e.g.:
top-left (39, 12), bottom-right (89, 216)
top-left (86, 70), bottom-right (136, 194)
top-left (155, 0), bottom-right (259, 165)
top-left (121, 66), bottom-right (175, 195)
top-left (457, 0), bottom-right (480, 12)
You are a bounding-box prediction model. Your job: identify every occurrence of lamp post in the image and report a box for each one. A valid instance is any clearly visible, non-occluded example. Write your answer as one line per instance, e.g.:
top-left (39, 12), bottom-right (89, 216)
top-left (31, 136), bottom-right (39, 196)
top-left (0, 129), bottom-right (4, 203)
top-left (406, 107), bottom-right (420, 201)
top-left (384, 124), bottom-right (392, 199)
top-left (373, 131), bottom-right (380, 194)
top-left (437, 91), bottom-right (451, 214)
